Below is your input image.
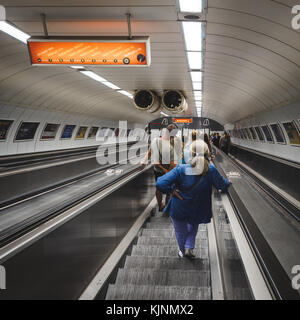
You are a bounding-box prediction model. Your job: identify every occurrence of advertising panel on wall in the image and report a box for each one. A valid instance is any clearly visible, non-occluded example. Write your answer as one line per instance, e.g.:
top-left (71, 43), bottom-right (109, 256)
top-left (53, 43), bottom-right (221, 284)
top-left (27, 37), bottom-right (150, 67)
top-left (0, 119), bottom-right (13, 141)
top-left (61, 125), bottom-right (76, 139)
top-left (97, 127), bottom-right (108, 138)
top-left (261, 125), bottom-right (274, 143)
top-left (282, 121), bottom-right (300, 146)
top-left (76, 126), bottom-right (88, 139)
top-left (114, 128), bottom-right (119, 137)
top-left (270, 123), bottom-right (286, 144)
top-left (40, 123), bottom-right (60, 140)
top-left (87, 127), bottom-right (99, 139)
top-left (15, 122), bottom-right (40, 141)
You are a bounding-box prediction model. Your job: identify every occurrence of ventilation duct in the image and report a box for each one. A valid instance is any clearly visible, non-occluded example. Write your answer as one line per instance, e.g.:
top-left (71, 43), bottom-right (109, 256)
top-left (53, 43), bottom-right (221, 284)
top-left (162, 90), bottom-right (187, 113)
top-left (133, 90), bottom-right (161, 113)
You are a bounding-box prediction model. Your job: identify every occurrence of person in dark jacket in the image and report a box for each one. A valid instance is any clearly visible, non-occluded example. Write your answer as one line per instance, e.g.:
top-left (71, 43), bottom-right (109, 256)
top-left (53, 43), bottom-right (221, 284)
top-left (156, 140), bottom-right (231, 258)
top-left (219, 131), bottom-right (231, 154)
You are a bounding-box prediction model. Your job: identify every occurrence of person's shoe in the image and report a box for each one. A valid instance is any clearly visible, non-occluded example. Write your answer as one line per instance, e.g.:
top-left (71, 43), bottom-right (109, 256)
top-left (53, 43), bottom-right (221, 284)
top-left (178, 250), bottom-right (184, 258)
top-left (158, 205), bottom-right (165, 212)
top-left (184, 248), bottom-right (195, 258)
top-left (162, 211), bottom-right (169, 218)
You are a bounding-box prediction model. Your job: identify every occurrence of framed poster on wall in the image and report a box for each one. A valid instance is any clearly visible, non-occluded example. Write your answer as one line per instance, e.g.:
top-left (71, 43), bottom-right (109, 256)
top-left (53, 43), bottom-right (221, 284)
top-left (97, 127), bottom-right (108, 138)
top-left (15, 122), bottom-right (40, 141)
top-left (114, 128), bottom-right (119, 137)
top-left (87, 127), bottom-right (99, 139)
top-left (40, 123), bottom-right (60, 140)
top-left (261, 125), bottom-right (274, 143)
top-left (270, 123), bottom-right (286, 144)
top-left (76, 126), bottom-right (88, 139)
top-left (61, 125), bottom-right (76, 139)
top-left (0, 119), bottom-right (14, 141)
top-left (282, 121), bottom-right (300, 146)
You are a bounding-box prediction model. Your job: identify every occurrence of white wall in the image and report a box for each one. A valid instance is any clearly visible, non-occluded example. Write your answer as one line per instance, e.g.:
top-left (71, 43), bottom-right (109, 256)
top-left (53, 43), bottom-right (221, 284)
top-left (0, 103), bottom-right (141, 156)
top-left (225, 102), bottom-right (300, 164)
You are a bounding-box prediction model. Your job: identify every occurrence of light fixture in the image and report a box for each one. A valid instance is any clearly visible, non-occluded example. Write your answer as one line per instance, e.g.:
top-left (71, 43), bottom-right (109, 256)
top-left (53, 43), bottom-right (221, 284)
top-left (102, 81), bottom-right (120, 90)
top-left (194, 91), bottom-right (202, 99)
top-left (179, 0), bottom-right (203, 13)
top-left (187, 51), bottom-right (202, 69)
top-left (160, 111), bottom-right (169, 117)
top-left (70, 66), bottom-right (85, 69)
top-left (80, 70), bottom-right (107, 82)
top-left (0, 21), bottom-right (30, 44)
top-left (192, 82), bottom-right (202, 90)
top-left (118, 90), bottom-right (133, 99)
top-left (190, 71), bottom-right (203, 82)
top-left (182, 21), bottom-right (202, 51)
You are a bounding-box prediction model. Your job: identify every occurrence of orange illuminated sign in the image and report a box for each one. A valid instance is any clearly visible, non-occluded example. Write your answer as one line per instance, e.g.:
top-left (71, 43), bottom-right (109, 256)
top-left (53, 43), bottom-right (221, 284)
top-left (172, 118), bottom-right (193, 123)
top-left (27, 37), bottom-right (150, 66)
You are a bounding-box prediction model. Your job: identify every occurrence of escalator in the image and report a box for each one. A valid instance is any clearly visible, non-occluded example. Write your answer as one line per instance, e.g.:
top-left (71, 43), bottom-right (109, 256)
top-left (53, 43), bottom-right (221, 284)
top-left (105, 190), bottom-right (253, 301)
top-left (106, 209), bottom-right (211, 300)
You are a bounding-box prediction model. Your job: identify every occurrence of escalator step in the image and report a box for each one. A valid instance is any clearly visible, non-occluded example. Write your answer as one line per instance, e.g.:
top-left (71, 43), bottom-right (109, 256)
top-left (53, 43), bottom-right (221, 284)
top-left (146, 222), bottom-right (207, 231)
top-left (115, 268), bottom-right (210, 287)
top-left (106, 284), bottom-right (211, 300)
top-left (124, 256), bottom-right (210, 271)
top-left (142, 229), bottom-right (207, 239)
top-left (137, 236), bottom-right (208, 247)
top-left (131, 245), bottom-right (209, 259)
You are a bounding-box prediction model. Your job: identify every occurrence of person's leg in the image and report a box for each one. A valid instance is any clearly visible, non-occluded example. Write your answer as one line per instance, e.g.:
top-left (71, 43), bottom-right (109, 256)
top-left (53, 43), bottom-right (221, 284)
top-left (165, 194), bottom-right (170, 208)
top-left (185, 223), bottom-right (199, 250)
top-left (156, 188), bottom-right (163, 211)
top-left (154, 171), bottom-right (164, 211)
top-left (171, 217), bottom-right (188, 255)
top-left (173, 219), bottom-right (187, 256)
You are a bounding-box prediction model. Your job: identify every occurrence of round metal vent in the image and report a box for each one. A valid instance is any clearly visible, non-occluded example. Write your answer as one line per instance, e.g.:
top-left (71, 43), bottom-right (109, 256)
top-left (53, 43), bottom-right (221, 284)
top-left (162, 90), bottom-right (187, 113)
top-left (133, 90), bottom-right (161, 113)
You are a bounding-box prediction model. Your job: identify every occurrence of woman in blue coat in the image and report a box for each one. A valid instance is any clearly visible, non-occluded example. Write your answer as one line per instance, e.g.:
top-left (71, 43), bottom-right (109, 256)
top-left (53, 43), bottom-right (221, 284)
top-left (156, 140), bottom-right (231, 258)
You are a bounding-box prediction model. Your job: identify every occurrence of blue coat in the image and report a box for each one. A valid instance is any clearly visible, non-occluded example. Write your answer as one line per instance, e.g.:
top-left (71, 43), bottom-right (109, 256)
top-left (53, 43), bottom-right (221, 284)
top-left (156, 164), bottom-right (230, 224)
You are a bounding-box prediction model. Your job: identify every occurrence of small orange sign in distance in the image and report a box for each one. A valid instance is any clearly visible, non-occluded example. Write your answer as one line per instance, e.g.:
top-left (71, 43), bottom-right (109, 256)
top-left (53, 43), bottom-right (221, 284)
top-left (172, 118), bottom-right (193, 124)
top-left (27, 38), bottom-right (150, 66)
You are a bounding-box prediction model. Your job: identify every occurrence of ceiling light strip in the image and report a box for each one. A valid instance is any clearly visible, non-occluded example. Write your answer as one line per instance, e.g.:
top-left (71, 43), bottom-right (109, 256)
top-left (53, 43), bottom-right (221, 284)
top-left (79, 70), bottom-right (132, 98)
top-left (0, 21), bottom-right (30, 44)
top-left (182, 21), bottom-right (202, 51)
top-left (179, 0), bottom-right (203, 13)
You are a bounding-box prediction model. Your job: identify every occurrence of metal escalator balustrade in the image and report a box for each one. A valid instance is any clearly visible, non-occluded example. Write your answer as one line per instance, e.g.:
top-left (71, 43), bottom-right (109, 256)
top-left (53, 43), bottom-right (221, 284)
top-left (0, 166), bottom-right (155, 299)
top-left (213, 148), bottom-right (300, 300)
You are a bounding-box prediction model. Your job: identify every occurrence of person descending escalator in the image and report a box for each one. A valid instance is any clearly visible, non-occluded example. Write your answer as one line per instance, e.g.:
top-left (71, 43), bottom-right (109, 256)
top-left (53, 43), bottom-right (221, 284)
top-left (141, 124), bottom-right (182, 212)
top-left (219, 131), bottom-right (231, 155)
top-left (203, 133), bottom-right (214, 159)
top-left (156, 140), bottom-right (231, 258)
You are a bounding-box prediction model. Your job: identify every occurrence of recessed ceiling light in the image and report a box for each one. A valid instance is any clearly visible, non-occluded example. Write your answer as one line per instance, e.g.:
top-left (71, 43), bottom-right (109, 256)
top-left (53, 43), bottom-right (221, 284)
top-left (0, 21), bottom-right (30, 44)
top-left (187, 52), bottom-right (202, 69)
top-left (102, 81), bottom-right (120, 90)
top-left (80, 70), bottom-right (107, 82)
top-left (179, 0), bottom-right (203, 13)
top-left (194, 91), bottom-right (202, 99)
top-left (182, 22), bottom-right (202, 51)
top-left (192, 82), bottom-right (202, 90)
top-left (190, 71), bottom-right (203, 82)
top-left (118, 90), bottom-right (133, 99)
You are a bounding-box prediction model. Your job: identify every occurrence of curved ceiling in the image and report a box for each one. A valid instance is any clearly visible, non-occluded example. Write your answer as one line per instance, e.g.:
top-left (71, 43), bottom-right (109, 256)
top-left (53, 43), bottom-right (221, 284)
top-left (0, 0), bottom-right (299, 126)
top-left (204, 0), bottom-right (300, 124)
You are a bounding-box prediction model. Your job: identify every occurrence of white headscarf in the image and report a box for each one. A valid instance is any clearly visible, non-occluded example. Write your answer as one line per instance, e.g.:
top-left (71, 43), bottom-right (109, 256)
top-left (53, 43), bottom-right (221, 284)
top-left (186, 140), bottom-right (209, 175)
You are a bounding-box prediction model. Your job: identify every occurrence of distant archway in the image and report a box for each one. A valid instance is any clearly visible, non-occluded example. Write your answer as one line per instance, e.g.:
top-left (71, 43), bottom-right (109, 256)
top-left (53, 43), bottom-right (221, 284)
top-left (148, 117), bottom-right (224, 131)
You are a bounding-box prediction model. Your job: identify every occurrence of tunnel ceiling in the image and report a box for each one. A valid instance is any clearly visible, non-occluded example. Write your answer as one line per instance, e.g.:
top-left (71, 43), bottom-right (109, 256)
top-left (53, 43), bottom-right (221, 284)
top-left (0, 0), bottom-right (299, 126)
